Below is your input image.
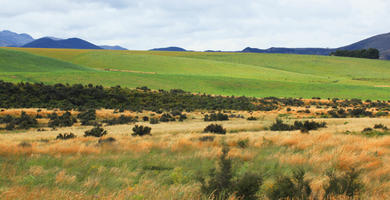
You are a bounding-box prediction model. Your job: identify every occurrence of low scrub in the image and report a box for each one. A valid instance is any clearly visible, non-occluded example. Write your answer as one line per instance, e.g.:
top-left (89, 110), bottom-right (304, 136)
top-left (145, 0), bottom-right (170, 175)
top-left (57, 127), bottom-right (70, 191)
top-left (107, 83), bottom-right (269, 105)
top-left (159, 113), bottom-right (176, 122)
top-left (56, 133), bottom-right (76, 140)
top-left (204, 124), bottom-right (226, 134)
top-left (204, 113), bottom-right (229, 121)
top-left (103, 115), bottom-right (136, 125)
top-left (77, 109), bottom-right (96, 125)
top-left (270, 119), bottom-right (326, 132)
top-left (84, 126), bottom-right (107, 137)
top-left (48, 112), bottom-right (77, 128)
top-left (2, 112), bottom-right (38, 130)
top-left (132, 125), bottom-right (152, 136)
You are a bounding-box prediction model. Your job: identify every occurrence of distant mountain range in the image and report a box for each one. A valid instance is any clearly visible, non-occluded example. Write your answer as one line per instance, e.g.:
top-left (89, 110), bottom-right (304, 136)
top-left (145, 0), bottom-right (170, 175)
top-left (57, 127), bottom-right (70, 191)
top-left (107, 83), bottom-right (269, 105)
top-left (150, 46), bottom-right (187, 51)
top-left (242, 32), bottom-right (390, 59)
top-left (1, 30), bottom-right (390, 59)
top-left (22, 37), bottom-right (102, 49)
top-left (0, 30), bottom-right (126, 50)
top-left (0, 30), bottom-right (34, 47)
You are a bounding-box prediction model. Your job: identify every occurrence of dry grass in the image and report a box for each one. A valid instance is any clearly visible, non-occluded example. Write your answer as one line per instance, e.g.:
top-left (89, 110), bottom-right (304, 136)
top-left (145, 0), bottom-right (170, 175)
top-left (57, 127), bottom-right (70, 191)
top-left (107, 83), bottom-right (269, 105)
top-left (1, 109), bottom-right (390, 199)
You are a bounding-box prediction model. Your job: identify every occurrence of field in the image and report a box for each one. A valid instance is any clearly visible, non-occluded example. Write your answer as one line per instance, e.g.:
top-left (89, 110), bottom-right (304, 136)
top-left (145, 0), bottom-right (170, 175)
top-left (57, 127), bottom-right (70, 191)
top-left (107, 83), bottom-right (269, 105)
top-left (1, 47), bottom-right (390, 199)
top-left (1, 101), bottom-right (390, 199)
top-left (1, 47), bottom-right (390, 99)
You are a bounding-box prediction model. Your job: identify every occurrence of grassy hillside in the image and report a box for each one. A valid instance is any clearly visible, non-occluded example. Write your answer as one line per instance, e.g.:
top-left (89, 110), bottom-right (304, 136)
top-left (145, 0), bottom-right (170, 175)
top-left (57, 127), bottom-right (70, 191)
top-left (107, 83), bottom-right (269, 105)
top-left (0, 48), bottom-right (93, 72)
top-left (1, 47), bottom-right (390, 100)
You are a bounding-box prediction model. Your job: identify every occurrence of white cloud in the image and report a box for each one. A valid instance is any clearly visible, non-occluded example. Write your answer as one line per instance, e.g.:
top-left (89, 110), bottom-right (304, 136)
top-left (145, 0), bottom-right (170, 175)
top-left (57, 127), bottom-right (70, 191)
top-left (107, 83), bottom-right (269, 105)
top-left (1, 0), bottom-right (390, 50)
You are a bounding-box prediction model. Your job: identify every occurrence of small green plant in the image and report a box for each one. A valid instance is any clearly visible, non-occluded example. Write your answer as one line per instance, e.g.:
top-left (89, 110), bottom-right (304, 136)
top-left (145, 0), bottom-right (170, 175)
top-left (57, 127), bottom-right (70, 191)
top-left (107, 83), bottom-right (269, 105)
top-left (84, 126), bottom-right (107, 137)
top-left (374, 123), bottom-right (388, 130)
top-left (48, 112), bottom-right (77, 128)
top-left (199, 136), bottom-right (215, 142)
top-left (149, 118), bottom-right (159, 124)
top-left (132, 125), bottom-right (152, 136)
top-left (204, 124), bottom-right (226, 134)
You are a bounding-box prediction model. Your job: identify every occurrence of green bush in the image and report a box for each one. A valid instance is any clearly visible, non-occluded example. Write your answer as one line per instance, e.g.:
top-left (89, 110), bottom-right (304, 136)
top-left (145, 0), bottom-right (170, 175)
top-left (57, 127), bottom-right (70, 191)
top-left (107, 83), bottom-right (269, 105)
top-left (77, 109), bottom-right (96, 125)
top-left (103, 115), bottom-right (136, 125)
top-left (247, 116), bottom-right (257, 121)
top-left (199, 145), bottom-right (262, 200)
top-left (132, 125), bottom-right (152, 136)
top-left (56, 133), bottom-right (76, 140)
top-left (48, 112), bottom-right (77, 128)
top-left (198, 136), bottom-right (215, 142)
top-left (84, 126), bottom-right (107, 137)
top-left (270, 119), bottom-right (326, 132)
top-left (323, 168), bottom-right (363, 199)
top-left (204, 113), bottom-right (229, 121)
top-left (160, 113), bottom-right (175, 122)
top-left (149, 118), bottom-right (159, 124)
top-left (204, 124), bottom-right (226, 134)
top-left (266, 168), bottom-right (311, 200)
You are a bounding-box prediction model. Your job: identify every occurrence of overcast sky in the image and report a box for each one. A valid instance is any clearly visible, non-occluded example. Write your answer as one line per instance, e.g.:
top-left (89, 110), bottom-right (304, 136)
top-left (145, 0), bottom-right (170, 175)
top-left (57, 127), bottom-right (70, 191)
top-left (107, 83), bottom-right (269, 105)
top-left (1, 0), bottom-right (389, 50)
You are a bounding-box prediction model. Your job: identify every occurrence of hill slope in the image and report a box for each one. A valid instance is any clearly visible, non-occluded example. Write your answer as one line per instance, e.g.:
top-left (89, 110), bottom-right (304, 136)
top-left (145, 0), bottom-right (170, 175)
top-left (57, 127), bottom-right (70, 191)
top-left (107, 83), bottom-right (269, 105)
top-left (0, 48), bottom-right (93, 72)
top-left (150, 47), bottom-right (187, 51)
top-left (2, 47), bottom-right (390, 100)
top-left (22, 37), bottom-right (102, 49)
top-left (0, 30), bottom-right (34, 47)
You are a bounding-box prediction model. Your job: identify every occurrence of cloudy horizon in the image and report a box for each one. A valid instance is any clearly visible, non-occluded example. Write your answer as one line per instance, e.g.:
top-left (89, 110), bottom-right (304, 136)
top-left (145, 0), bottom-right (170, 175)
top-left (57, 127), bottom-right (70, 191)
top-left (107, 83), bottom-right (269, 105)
top-left (1, 0), bottom-right (390, 51)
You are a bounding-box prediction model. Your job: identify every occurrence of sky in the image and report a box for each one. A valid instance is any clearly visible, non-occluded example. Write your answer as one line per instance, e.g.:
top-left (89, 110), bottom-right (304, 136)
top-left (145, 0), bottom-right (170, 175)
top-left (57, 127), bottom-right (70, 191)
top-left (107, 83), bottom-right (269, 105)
top-left (1, 0), bottom-right (390, 51)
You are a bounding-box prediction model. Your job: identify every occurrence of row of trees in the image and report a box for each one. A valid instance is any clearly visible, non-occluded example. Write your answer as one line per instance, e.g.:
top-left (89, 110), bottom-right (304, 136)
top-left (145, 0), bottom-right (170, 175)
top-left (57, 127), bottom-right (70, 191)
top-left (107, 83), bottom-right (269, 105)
top-left (330, 48), bottom-right (379, 59)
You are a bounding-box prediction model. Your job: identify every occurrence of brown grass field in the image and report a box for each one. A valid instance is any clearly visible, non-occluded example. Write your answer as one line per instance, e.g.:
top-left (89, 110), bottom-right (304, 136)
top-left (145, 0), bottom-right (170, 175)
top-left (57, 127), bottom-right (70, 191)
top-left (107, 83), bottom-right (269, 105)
top-left (0, 108), bottom-right (390, 199)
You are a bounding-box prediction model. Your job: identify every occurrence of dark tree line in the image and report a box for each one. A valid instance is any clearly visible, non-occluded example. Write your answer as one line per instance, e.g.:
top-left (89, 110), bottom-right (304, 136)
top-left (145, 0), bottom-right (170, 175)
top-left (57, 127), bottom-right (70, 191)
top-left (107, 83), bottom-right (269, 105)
top-left (0, 81), bottom-right (305, 111)
top-left (330, 48), bottom-right (379, 59)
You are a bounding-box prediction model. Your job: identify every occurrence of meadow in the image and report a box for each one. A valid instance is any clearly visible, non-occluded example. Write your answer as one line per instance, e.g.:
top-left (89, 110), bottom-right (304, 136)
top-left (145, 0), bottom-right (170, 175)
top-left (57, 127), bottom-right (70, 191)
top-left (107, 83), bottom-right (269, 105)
top-left (1, 47), bottom-right (390, 99)
top-left (1, 104), bottom-right (390, 199)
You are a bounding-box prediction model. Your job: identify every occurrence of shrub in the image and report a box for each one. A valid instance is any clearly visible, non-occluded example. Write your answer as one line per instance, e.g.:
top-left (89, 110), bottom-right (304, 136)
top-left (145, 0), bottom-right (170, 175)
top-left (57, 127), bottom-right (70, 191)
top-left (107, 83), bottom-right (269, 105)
top-left (178, 114), bottom-right (187, 122)
top-left (56, 133), bottom-right (76, 140)
top-left (132, 125), bottom-right (152, 136)
top-left (160, 113), bottom-right (175, 122)
top-left (84, 126), bottom-right (107, 137)
top-left (266, 168), bottom-right (311, 200)
top-left (270, 119), bottom-right (326, 132)
top-left (18, 142), bottom-right (32, 148)
top-left (374, 123), bottom-right (388, 130)
top-left (204, 113), bottom-right (229, 121)
top-left (270, 119), bottom-right (294, 131)
top-left (78, 109), bottom-right (96, 125)
top-left (247, 116), bottom-right (257, 121)
top-left (323, 168), bottom-right (363, 199)
top-left (149, 118), bottom-right (159, 124)
top-left (199, 145), bottom-right (262, 200)
top-left (235, 172), bottom-right (263, 200)
top-left (375, 111), bottom-right (389, 117)
top-left (48, 112), bottom-right (77, 128)
top-left (204, 124), bottom-right (226, 134)
top-left (103, 115), bottom-right (136, 125)
top-left (4, 112), bottom-right (38, 130)
top-left (142, 116), bottom-right (149, 122)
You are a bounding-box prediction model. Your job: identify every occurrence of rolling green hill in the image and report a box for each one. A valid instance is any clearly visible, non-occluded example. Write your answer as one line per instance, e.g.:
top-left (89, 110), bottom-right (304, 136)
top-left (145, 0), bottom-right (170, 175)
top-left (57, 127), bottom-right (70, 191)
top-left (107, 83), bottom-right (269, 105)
top-left (1, 47), bottom-right (390, 100)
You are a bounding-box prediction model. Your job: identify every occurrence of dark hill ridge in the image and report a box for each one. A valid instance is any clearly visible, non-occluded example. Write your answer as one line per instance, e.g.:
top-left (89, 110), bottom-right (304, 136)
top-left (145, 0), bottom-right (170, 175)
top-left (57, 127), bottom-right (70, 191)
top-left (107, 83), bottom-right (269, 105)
top-left (22, 37), bottom-right (102, 49)
top-left (242, 32), bottom-right (390, 60)
top-left (0, 30), bottom-right (34, 47)
top-left (150, 46), bottom-right (187, 51)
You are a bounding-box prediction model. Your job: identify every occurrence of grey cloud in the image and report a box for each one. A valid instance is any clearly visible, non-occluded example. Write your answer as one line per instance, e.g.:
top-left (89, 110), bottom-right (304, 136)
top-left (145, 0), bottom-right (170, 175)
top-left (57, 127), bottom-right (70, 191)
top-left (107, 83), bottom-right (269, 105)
top-left (1, 0), bottom-right (390, 50)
